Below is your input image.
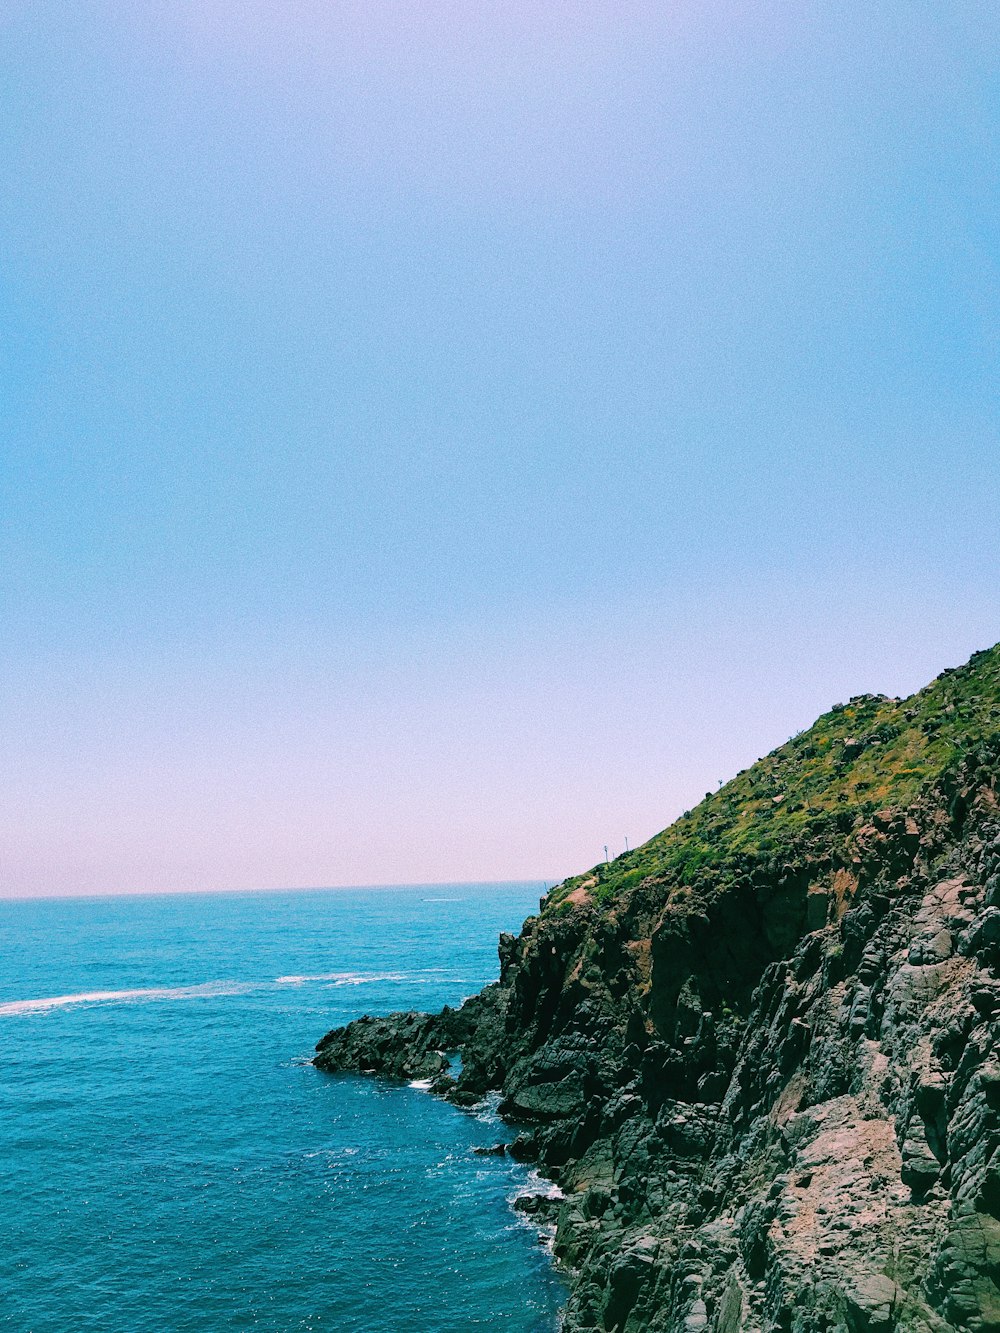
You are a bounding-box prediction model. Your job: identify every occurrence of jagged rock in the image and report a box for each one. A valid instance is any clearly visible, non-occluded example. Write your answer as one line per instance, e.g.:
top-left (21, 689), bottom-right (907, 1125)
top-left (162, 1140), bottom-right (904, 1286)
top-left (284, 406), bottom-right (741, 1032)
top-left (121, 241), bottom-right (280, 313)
top-left (513, 1192), bottom-right (560, 1222)
top-left (313, 644), bottom-right (1000, 1331)
top-left (508, 1133), bottom-right (540, 1161)
top-left (841, 1273), bottom-right (902, 1332)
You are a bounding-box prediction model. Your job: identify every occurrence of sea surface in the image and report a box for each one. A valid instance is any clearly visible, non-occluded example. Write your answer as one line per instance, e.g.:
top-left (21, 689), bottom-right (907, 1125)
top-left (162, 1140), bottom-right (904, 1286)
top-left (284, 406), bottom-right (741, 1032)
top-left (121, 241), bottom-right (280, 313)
top-left (0, 884), bottom-right (566, 1332)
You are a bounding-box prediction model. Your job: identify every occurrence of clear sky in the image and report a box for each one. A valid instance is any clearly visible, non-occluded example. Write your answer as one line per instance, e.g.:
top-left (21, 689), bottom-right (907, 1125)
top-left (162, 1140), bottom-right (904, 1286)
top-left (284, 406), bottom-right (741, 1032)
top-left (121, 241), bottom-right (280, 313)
top-left (2, 1), bottom-right (998, 896)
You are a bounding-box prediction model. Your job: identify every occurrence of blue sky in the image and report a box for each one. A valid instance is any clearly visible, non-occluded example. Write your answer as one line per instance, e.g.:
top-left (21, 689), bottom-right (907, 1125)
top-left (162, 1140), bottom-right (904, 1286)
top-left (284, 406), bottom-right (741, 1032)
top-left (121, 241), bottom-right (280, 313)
top-left (2, 1), bottom-right (998, 894)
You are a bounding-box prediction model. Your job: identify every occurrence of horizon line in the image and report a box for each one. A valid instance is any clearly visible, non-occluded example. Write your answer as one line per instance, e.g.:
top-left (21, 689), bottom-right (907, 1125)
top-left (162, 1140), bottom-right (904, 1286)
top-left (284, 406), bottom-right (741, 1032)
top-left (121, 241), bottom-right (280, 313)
top-left (0, 877), bottom-right (559, 904)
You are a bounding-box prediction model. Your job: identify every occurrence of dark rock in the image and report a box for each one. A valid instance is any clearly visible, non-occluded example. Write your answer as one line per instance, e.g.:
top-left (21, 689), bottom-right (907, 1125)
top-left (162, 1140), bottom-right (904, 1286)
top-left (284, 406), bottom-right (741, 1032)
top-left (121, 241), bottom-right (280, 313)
top-left (310, 645), bottom-right (1000, 1331)
top-left (512, 1192), bottom-right (542, 1213)
top-left (508, 1134), bottom-right (539, 1162)
top-left (446, 1088), bottom-right (482, 1108)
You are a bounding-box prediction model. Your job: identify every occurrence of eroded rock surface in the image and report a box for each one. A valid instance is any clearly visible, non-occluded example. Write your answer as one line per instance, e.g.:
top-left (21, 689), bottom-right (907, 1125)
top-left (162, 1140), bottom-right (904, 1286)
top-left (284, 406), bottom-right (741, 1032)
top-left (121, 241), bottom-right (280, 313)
top-left (315, 647), bottom-right (1000, 1331)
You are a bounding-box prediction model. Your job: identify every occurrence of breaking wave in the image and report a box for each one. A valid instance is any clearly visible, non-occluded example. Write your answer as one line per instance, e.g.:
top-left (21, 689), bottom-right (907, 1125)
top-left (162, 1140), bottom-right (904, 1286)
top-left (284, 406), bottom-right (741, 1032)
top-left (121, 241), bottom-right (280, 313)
top-left (1, 969), bottom-right (467, 1016)
top-left (0, 981), bottom-right (251, 1016)
top-left (274, 971), bottom-right (408, 986)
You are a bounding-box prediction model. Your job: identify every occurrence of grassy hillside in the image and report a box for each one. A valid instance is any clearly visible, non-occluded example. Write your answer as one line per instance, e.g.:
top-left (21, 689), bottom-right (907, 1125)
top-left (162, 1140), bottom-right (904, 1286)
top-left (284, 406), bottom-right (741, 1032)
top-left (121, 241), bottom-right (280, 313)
top-left (548, 642), bottom-right (1000, 908)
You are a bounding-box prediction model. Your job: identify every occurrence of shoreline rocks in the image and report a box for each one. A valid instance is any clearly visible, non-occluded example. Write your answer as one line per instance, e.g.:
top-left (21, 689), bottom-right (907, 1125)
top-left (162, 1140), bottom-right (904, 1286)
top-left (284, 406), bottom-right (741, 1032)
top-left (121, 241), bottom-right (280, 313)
top-left (314, 649), bottom-right (1000, 1331)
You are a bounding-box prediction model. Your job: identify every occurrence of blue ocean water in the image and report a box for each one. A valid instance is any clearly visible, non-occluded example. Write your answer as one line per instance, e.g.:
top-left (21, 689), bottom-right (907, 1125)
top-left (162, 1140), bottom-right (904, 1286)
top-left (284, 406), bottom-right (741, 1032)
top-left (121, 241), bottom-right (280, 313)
top-left (0, 884), bottom-right (565, 1332)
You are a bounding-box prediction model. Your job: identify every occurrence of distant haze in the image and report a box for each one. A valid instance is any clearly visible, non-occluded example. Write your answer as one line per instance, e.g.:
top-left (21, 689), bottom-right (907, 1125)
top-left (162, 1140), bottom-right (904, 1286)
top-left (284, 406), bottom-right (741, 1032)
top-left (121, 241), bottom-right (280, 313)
top-left (2, 2), bottom-right (998, 896)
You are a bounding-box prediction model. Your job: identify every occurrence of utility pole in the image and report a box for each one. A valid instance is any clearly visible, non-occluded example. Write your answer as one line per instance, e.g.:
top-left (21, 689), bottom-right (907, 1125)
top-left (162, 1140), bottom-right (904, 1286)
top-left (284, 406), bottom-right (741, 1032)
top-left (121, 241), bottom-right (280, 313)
top-left (604, 845), bottom-right (609, 864)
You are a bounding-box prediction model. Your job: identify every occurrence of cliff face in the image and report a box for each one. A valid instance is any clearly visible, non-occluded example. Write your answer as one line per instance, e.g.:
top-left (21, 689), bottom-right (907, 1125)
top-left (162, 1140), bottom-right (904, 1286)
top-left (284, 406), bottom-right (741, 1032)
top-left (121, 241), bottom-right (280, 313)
top-left (315, 645), bottom-right (1000, 1332)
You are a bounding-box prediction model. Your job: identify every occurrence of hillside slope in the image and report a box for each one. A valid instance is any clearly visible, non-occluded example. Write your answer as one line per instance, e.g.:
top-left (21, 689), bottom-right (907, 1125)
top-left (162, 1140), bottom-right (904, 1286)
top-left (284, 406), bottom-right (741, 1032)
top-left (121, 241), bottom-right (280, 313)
top-left (315, 644), bottom-right (1000, 1331)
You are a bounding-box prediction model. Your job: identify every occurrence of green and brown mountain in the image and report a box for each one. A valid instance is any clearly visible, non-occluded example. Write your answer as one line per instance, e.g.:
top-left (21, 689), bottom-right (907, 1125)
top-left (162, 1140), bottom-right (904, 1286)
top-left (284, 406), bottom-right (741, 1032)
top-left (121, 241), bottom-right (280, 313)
top-left (316, 643), bottom-right (1000, 1332)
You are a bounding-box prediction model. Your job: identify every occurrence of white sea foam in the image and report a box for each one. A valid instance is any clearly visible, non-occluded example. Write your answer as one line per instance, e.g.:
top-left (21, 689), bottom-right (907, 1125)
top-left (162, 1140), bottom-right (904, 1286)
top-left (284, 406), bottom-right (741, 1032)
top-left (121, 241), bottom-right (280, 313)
top-left (408, 1078), bottom-right (434, 1090)
top-left (274, 971), bottom-right (407, 986)
top-left (471, 1091), bottom-right (502, 1122)
top-left (521, 1169), bottom-right (565, 1201)
top-left (0, 981), bottom-right (250, 1017)
top-left (2, 967), bottom-right (437, 1016)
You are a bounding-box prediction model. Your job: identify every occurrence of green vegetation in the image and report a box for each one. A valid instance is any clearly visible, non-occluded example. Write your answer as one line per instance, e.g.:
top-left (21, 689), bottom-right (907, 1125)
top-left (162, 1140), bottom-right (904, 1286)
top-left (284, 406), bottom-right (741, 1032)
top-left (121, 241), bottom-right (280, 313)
top-left (547, 643), bottom-right (1000, 909)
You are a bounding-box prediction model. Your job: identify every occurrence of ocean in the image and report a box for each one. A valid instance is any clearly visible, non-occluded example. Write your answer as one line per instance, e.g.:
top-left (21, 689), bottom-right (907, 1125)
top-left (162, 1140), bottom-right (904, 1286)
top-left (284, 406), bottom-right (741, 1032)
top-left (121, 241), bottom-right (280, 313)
top-left (0, 884), bottom-right (566, 1332)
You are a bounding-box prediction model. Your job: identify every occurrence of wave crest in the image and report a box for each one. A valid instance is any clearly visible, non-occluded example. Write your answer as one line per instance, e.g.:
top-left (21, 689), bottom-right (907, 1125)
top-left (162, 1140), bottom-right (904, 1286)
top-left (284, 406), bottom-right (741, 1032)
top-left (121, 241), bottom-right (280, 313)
top-left (0, 981), bottom-right (251, 1017)
top-left (274, 971), bottom-right (407, 986)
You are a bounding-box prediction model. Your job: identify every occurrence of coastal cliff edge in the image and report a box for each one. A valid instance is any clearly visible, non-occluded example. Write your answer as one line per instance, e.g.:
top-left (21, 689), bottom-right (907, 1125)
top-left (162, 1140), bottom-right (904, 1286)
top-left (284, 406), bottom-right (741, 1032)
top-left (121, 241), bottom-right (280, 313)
top-left (315, 645), bottom-right (1000, 1332)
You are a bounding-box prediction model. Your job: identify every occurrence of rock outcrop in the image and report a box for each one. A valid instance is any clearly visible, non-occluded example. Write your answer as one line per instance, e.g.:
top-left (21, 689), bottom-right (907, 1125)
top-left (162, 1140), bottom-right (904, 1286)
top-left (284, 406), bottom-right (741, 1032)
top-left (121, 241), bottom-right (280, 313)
top-left (315, 645), bottom-right (1000, 1331)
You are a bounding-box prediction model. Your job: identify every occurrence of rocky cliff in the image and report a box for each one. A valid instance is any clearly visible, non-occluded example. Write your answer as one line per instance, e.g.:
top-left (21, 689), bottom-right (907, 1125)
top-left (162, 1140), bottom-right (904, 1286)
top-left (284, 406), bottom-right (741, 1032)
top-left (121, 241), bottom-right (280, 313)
top-left (315, 645), bottom-right (1000, 1331)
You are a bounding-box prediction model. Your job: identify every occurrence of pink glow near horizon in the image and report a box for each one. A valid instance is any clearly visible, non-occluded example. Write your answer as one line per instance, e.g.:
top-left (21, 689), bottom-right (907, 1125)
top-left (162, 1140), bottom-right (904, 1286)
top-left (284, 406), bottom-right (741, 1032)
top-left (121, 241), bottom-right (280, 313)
top-left (4, 591), bottom-right (995, 897)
